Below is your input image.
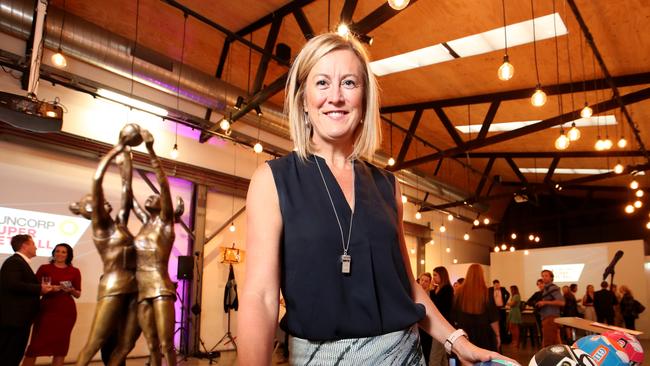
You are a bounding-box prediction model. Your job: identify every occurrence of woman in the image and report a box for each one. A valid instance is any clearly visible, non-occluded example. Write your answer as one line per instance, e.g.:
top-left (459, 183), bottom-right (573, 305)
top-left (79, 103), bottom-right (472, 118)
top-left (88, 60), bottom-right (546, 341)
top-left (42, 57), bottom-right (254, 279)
top-left (582, 284), bottom-right (596, 321)
top-left (451, 264), bottom-right (500, 352)
top-left (507, 285), bottom-right (521, 350)
top-left (238, 33), bottom-right (513, 365)
top-left (418, 273), bottom-right (433, 365)
top-left (22, 243), bottom-right (81, 366)
top-left (619, 285), bottom-right (640, 330)
top-left (430, 266), bottom-right (454, 365)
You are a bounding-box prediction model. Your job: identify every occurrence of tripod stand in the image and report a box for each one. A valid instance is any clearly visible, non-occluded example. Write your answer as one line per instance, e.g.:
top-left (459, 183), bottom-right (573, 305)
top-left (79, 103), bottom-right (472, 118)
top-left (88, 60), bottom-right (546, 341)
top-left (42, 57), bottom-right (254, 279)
top-left (190, 251), bottom-right (220, 364)
top-left (209, 307), bottom-right (237, 353)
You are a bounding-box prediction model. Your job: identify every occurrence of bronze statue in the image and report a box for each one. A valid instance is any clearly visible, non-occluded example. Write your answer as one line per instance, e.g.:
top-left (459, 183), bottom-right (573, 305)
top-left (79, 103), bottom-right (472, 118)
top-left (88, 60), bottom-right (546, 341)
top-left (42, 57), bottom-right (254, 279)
top-left (71, 124), bottom-right (142, 366)
top-left (131, 129), bottom-right (178, 366)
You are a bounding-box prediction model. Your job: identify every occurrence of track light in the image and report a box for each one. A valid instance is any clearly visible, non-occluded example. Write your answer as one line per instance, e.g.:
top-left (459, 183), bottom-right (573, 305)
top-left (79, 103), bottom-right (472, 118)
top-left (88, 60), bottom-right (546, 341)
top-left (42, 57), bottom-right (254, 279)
top-left (253, 105), bottom-right (263, 116)
top-left (219, 118), bottom-right (231, 131)
top-left (234, 96), bottom-right (244, 110)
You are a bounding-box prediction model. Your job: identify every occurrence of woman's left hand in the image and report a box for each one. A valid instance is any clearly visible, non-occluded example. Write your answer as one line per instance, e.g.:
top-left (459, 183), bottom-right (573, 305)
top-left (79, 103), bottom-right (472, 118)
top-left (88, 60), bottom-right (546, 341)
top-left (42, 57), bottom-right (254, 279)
top-left (454, 337), bottom-right (520, 366)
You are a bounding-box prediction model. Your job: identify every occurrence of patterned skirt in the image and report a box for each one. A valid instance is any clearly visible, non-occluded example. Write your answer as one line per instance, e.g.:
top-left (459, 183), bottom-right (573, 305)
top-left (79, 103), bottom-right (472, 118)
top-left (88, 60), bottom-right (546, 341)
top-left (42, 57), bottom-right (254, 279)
top-left (289, 325), bottom-right (425, 365)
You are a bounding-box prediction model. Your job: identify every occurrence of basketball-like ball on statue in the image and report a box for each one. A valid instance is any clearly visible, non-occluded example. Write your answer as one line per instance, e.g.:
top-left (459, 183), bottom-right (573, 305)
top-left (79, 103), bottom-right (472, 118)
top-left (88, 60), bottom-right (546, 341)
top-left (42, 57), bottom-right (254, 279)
top-left (601, 330), bottom-right (644, 365)
top-left (573, 335), bottom-right (629, 366)
top-left (528, 344), bottom-right (596, 366)
top-left (475, 359), bottom-right (518, 366)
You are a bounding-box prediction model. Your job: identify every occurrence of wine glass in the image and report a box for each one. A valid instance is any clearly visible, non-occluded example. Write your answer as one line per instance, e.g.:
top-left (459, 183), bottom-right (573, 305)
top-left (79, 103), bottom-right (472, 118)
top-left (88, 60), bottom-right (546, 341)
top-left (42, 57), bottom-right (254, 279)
top-left (42, 276), bottom-right (51, 286)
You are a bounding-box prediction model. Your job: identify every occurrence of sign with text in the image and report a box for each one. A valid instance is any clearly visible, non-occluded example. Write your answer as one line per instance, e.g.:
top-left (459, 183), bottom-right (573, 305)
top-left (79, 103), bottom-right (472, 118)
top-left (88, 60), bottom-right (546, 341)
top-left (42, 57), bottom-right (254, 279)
top-left (542, 263), bottom-right (585, 283)
top-left (0, 207), bottom-right (91, 256)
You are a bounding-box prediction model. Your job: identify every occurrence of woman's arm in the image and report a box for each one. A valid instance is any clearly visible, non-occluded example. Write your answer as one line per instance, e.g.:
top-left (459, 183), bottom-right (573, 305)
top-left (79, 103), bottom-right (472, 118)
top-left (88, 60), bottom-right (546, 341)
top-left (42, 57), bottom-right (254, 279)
top-left (237, 164), bottom-right (282, 365)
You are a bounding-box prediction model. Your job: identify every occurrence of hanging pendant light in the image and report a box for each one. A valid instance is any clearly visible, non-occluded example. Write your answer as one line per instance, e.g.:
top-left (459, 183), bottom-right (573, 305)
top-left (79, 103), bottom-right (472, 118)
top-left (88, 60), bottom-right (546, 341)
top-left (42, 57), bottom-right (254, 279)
top-left (336, 23), bottom-right (350, 37)
top-left (220, 118), bottom-right (231, 131)
top-left (501, 243), bottom-right (507, 250)
top-left (625, 204), bottom-right (635, 214)
top-left (617, 137), bottom-right (628, 148)
top-left (401, 194), bottom-right (408, 203)
top-left (528, 234), bottom-right (535, 241)
top-left (509, 246), bottom-right (516, 252)
top-left (498, 56), bottom-right (514, 81)
top-left (594, 137), bottom-right (605, 151)
top-left (636, 189), bottom-right (644, 198)
top-left (494, 246), bottom-right (500, 252)
top-left (447, 213), bottom-right (454, 221)
top-left (613, 162), bottom-right (624, 174)
top-left (473, 218), bottom-right (480, 226)
top-left (554, 128), bottom-right (570, 150)
top-left (388, 0), bottom-right (410, 10)
top-left (253, 142), bottom-right (263, 154)
top-left (170, 143), bottom-right (179, 159)
top-left (630, 180), bottom-right (639, 190)
top-left (387, 157), bottom-right (396, 166)
top-left (463, 233), bottom-right (470, 241)
top-left (580, 103), bottom-right (593, 118)
top-left (439, 224), bottom-right (446, 232)
top-left (602, 137), bottom-right (613, 150)
top-left (415, 211), bottom-right (422, 220)
top-left (634, 200), bottom-right (643, 209)
top-left (534, 236), bottom-right (540, 242)
top-left (568, 122), bottom-right (581, 141)
top-left (483, 217), bottom-right (490, 225)
top-left (510, 233), bottom-right (517, 239)
top-left (229, 222), bottom-right (236, 232)
top-left (531, 85), bottom-right (547, 107)
top-left (51, 49), bottom-right (67, 68)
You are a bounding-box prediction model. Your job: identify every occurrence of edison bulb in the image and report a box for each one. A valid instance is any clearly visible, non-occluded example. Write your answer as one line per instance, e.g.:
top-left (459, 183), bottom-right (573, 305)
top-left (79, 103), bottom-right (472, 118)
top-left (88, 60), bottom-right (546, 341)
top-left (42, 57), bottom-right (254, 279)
top-left (625, 204), bottom-right (635, 214)
top-left (636, 190), bottom-right (644, 198)
top-left (336, 23), bottom-right (350, 37)
top-left (253, 142), bottom-right (263, 153)
top-left (630, 180), bottom-right (639, 190)
top-left (603, 138), bottom-right (613, 150)
top-left (483, 217), bottom-right (490, 225)
top-left (388, 0), bottom-right (410, 10)
top-left (501, 244), bottom-right (507, 250)
top-left (595, 138), bottom-right (605, 151)
top-left (497, 57), bottom-right (514, 81)
top-left (445, 247), bottom-right (451, 253)
top-left (473, 219), bottom-right (480, 226)
top-left (463, 233), bottom-right (470, 241)
top-left (534, 236), bottom-right (540, 242)
top-left (229, 223), bottom-right (236, 232)
top-left (568, 124), bottom-right (581, 141)
top-left (415, 211), bottom-right (422, 220)
top-left (634, 200), bottom-right (643, 208)
top-left (219, 118), bottom-right (230, 131)
top-left (614, 163), bottom-right (624, 174)
top-left (510, 246), bottom-right (515, 252)
top-left (580, 104), bottom-right (593, 118)
top-left (447, 214), bottom-right (454, 221)
top-left (494, 246), bottom-right (500, 252)
top-left (453, 258), bottom-right (458, 264)
top-left (387, 157), bottom-right (395, 166)
top-left (646, 222), bottom-right (650, 230)
top-left (555, 133), bottom-right (570, 150)
top-left (524, 250), bottom-right (530, 255)
top-left (170, 144), bottom-right (179, 159)
top-left (439, 225), bottom-right (446, 233)
top-left (617, 137), bottom-right (627, 148)
top-left (529, 234), bottom-right (535, 241)
top-left (511, 233), bottom-right (517, 240)
top-left (51, 51), bottom-right (67, 68)
top-left (401, 195), bottom-right (407, 203)
top-left (531, 87), bottom-right (547, 107)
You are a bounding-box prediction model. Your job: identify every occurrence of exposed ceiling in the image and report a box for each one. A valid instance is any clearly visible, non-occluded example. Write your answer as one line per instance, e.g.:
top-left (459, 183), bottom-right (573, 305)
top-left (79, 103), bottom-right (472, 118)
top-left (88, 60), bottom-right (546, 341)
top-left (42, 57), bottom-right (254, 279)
top-left (2, 0), bottom-right (650, 229)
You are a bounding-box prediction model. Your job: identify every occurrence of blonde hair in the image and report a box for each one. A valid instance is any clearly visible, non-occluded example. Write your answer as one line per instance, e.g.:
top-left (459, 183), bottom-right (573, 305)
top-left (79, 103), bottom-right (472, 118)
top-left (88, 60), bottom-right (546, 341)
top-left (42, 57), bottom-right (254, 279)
top-left (284, 33), bottom-right (381, 160)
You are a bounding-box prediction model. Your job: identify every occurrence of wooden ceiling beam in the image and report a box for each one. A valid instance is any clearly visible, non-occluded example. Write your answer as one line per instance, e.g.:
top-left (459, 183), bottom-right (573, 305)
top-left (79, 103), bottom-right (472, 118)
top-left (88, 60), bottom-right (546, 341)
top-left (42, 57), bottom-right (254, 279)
top-left (433, 107), bottom-right (465, 148)
top-left (567, 0), bottom-right (648, 162)
top-left (252, 17), bottom-right (282, 94)
top-left (340, 0), bottom-right (358, 24)
top-left (501, 182), bottom-right (641, 193)
top-left (451, 151), bottom-right (647, 159)
top-left (234, 0), bottom-right (315, 38)
top-left (293, 8), bottom-right (315, 39)
top-left (381, 72), bottom-right (650, 114)
top-left (391, 87), bottom-right (650, 170)
top-left (477, 101), bottom-right (500, 141)
top-left (475, 157), bottom-right (495, 197)
top-left (544, 157), bottom-right (560, 184)
top-left (351, 0), bottom-right (418, 34)
top-left (561, 162), bottom-right (650, 186)
top-left (505, 157), bottom-right (528, 184)
top-left (395, 109), bottom-right (423, 166)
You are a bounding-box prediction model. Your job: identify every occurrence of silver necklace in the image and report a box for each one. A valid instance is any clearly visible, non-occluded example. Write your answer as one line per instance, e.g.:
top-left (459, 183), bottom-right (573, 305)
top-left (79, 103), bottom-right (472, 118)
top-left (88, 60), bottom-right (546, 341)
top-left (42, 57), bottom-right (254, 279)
top-left (314, 156), bottom-right (354, 274)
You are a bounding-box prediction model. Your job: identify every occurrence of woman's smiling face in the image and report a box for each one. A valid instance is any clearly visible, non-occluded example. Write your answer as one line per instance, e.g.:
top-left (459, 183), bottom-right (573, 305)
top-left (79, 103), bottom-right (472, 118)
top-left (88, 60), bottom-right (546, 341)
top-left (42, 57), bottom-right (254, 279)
top-left (303, 49), bottom-right (364, 148)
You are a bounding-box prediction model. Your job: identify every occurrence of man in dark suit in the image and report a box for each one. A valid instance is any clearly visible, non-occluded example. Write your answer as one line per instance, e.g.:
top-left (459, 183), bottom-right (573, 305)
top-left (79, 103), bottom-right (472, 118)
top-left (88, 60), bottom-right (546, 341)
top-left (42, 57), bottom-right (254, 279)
top-left (489, 279), bottom-right (511, 344)
top-left (0, 234), bottom-right (52, 365)
top-left (594, 281), bottom-right (618, 325)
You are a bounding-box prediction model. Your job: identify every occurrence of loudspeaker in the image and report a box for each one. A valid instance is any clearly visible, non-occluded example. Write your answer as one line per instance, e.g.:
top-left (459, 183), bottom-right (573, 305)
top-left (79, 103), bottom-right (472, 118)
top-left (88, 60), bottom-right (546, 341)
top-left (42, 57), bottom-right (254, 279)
top-left (177, 255), bottom-right (194, 280)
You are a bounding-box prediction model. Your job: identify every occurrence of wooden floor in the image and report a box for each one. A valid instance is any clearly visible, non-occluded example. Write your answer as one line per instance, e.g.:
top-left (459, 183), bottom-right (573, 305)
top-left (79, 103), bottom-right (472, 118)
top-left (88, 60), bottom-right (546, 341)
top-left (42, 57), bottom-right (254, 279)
top-left (88, 336), bottom-right (649, 365)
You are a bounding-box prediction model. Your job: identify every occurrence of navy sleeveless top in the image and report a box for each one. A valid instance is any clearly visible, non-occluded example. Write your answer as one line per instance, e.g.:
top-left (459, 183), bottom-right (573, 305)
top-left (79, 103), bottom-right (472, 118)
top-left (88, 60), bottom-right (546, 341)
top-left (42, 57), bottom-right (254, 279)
top-left (268, 152), bottom-right (425, 341)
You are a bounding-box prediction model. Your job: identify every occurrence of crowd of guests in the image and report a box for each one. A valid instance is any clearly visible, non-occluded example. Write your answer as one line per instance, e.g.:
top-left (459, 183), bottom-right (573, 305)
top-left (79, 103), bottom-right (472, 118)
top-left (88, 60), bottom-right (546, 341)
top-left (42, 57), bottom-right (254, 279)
top-left (0, 235), bottom-right (81, 366)
top-left (416, 265), bottom-right (645, 365)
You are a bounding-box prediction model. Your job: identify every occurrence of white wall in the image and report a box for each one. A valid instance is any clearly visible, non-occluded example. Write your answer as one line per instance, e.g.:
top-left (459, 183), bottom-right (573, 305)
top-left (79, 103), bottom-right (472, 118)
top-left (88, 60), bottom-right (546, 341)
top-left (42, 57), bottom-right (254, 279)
top-left (490, 240), bottom-right (649, 338)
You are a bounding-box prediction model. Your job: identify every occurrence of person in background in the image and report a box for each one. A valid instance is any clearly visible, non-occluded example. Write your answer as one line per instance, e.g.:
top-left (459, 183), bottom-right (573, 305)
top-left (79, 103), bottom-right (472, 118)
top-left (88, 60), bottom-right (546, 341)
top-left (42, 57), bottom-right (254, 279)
top-left (453, 277), bottom-right (465, 290)
top-left (610, 283), bottom-right (623, 327)
top-left (418, 273), bottom-right (433, 365)
top-left (0, 235), bottom-right (53, 366)
top-left (561, 285), bottom-right (578, 343)
top-left (570, 284), bottom-right (582, 316)
top-left (619, 285), bottom-right (641, 330)
top-left (582, 284), bottom-right (596, 321)
top-left (489, 279), bottom-right (510, 345)
top-left (507, 285), bottom-right (521, 350)
top-left (451, 264), bottom-right (500, 352)
top-left (22, 243), bottom-right (81, 366)
top-left (430, 266), bottom-right (454, 366)
top-left (536, 270), bottom-right (564, 347)
top-left (237, 33), bottom-right (514, 365)
top-left (526, 279), bottom-right (545, 341)
top-left (594, 281), bottom-right (617, 325)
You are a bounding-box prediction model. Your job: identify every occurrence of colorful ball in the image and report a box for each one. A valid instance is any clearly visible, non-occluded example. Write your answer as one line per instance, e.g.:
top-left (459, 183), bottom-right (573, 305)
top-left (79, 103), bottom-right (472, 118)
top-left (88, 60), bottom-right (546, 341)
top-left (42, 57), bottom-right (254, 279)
top-left (475, 360), bottom-right (518, 366)
top-left (573, 335), bottom-right (630, 366)
top-left (528, 344), bottom-right (596, 366)
top-left (602, 330), bottom-right (644, 365)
